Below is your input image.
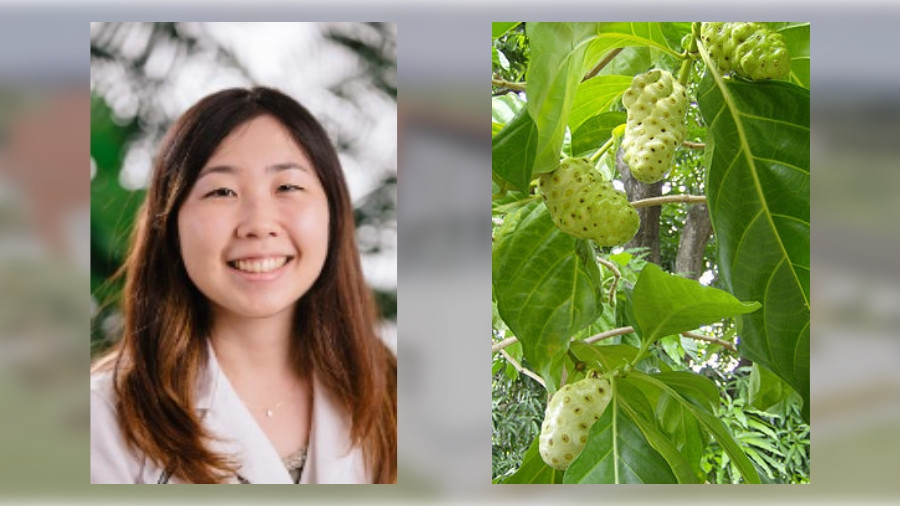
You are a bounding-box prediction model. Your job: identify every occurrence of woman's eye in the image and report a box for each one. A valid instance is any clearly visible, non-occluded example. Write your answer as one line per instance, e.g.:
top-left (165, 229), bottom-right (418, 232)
top-left (277, 184), bottom-right (304, 193)
top-left (203, 188), bottom-right (237, 198)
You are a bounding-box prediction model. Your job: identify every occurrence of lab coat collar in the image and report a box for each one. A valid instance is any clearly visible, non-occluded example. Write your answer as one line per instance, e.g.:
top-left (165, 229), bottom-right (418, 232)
top-left (185, 340), bottom-right (369, 484)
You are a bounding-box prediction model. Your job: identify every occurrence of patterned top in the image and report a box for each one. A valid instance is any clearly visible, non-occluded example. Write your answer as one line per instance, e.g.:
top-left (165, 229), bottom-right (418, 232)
top-left (235, 447), bottom-right (308, 484)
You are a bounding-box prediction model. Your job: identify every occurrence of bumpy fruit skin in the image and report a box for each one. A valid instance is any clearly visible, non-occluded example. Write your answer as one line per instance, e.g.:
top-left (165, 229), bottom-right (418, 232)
top-left (538, 157), bottom-right (639, 247)
top-left (539, 376), bottom-right (612, 470)
top-left (620, 69), bottom-right (688, 184)
top-left (700, 22), bottom-right (790, 80)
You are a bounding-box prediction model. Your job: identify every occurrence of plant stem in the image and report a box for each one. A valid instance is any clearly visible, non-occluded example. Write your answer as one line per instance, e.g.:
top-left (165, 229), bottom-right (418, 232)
top-left (682, 140), bottom-right (706, 149)
top-left (589, 136), bottom-right (616, 165)
top-left (492, 76), bottom-right (526, 91)
top-left (631, 194), bottom-right (706, 209)
top-left (681, 331), bottom-right (736, 352)
top-left (583, 326), bottom-right (635, 345)
top-left (492, 325), bottom-right (637, 352)
top-left (492, 336), bottom-right (518, 353)
top-left (499, 348), bottom-right (546, 388)
top-left (595, 256), bottom-right (622, 306)
top-left (582, 48), bottom-right (624, 81)
top-left (677, 23), bottom-right (701, 87)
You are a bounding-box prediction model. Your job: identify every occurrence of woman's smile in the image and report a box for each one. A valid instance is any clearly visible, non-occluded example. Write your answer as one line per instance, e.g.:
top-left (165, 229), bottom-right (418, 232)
top-left (177, 115), bottom-right (330, 319)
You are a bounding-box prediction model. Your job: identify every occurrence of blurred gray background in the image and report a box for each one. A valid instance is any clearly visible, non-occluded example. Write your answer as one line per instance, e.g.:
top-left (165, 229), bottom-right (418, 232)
top-left (0, 1), bottom-right (899, 504)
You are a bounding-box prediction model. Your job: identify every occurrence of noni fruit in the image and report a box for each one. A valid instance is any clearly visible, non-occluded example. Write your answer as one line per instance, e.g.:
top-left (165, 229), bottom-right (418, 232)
top-left (700, 22), bottom-right (790, 80)
top-left (539, 376), bottom-right (613, 470)
top-left (620, 69), bottom-right (688, 184)
top-left (538, 157), bottom-right (639, 247)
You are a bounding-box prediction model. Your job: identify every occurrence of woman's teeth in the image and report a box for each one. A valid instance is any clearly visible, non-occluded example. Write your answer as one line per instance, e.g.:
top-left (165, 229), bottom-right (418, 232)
top-left (231, 256), bottom-right (289, 273)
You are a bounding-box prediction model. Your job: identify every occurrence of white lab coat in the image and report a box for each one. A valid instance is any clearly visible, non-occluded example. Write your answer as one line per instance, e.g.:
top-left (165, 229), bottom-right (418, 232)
top-left (90, 343), bottom-right (370, 484)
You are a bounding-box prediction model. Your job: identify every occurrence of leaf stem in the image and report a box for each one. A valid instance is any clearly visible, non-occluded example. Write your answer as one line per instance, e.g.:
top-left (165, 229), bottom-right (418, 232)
top-left (595, 256), bottom-right (622, 305)
top-left (492, 195), bottom-right (541, 215)
top-left (677, 23), bottom-right (701, 87)
top-left (631, 194), bottom-right (706, 209)
top-left (582, 48), bottom-right (624, 81)
top-left (589, 136), bottom-right (616, 165)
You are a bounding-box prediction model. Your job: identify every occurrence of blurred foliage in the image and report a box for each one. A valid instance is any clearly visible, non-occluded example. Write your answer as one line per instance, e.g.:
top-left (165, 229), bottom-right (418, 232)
top-left (491, 349), bottom-right (546, 481)
top-left (701, 365), bottom-right (810, 484)
top-left (90, 23), bottom-right (397, 356)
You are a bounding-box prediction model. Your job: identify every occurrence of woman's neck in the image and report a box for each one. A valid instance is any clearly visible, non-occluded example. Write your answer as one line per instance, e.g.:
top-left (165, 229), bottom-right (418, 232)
top-left (207, 306), bottom-right (298, 382)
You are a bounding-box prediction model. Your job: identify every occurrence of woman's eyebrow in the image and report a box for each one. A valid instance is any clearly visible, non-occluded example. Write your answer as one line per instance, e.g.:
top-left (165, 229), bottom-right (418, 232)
top-left (197, 162), bottom-right (310, 179)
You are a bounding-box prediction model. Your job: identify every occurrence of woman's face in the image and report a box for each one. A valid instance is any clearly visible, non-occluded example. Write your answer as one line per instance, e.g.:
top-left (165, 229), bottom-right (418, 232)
top-left (177, 114), bottom-right (330, 321)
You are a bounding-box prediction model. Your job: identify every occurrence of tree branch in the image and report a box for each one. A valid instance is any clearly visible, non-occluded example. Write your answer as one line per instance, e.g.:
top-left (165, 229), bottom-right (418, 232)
top-left (492, 336), bottom-right (518, 353)
top-left (631, 194), bottom-right (706, 209)
top-left (583, 48), bottom-right (624, 81)
top-left (492, 76), bottom-right (526, 91)
top-left (500, 348), bottom-right (546, 388)
top-left (681, 331), bottom-right (736, 352)
top-left (492, 325), bottom-right (636, 353)
top-left (682, 140), bottom-right (706, 149)
top-left (583, 326), bottom-right (635, 344)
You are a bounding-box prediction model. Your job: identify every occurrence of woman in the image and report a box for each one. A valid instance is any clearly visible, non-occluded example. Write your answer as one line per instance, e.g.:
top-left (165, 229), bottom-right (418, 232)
top-left (90, 87), bottom-right (397, 484)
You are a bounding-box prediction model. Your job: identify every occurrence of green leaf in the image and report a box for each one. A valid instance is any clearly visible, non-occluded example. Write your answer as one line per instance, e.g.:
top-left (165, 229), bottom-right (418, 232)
top-left (501, 434), bottom-right (564, 483)
top-left (582, 23), bottom-right (680, 77)
top-left (492, 94), bottom-right (525, 126)
top-left (749, 362), bottom-right (794, 412)
top-left (632, 263), bottom-right (760, 344)
top-left (630, 371), bottom-right (761, 483)
top-left (564, 378), bottom-right (677, 483)
top-left (654, 371), bottom-right (721, 412)
top-left (657, 392), bottom-right (707, 480)
top-left (491, 108), bottom-right (538, 192)
top-left (696, 54), bottom-right (810, 422)
top-left (493, 201), bottom-right (604, 388)
top-left (570, 341), bottom-right (638, 374)
top-left (568, 75), bottom-right (632, 133)
top-left (617, 379), bottom-right (699, 483)
top-left (776, 23), bottom-right (810, 89)
top-left (571, 111), bottom-right (626, 158)
top-left (492, 22), bottom-right (521, 40)
top-left (525, 22), bottom-right (598, 176)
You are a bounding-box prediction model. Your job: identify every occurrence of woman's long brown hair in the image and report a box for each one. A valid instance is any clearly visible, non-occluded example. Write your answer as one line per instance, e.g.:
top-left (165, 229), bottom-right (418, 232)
top-left (92, 87), bottom-right (396, 483)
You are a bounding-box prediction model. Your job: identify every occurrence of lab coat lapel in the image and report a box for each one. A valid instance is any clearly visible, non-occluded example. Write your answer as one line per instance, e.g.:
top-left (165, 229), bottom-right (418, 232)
top-left (299, 375), bottom-right (369, 484)
top-left (199, 344), bottom-right (294, 484)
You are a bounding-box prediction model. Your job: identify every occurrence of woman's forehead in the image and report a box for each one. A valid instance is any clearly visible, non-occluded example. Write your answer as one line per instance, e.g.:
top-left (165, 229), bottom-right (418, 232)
top-left (204, 115), bottom-right (311, 168)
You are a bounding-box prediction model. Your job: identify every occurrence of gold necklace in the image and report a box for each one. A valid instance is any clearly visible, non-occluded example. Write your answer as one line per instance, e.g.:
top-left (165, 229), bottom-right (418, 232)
top-left (242, 384), bottom-right (296, 418)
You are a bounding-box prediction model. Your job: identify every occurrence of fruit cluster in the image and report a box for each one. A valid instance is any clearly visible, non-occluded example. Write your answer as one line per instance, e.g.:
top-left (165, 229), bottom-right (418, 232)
top-left (538, 157), bottom-right (639, 247)
top-left (620, 69), bottom-right (688, 184)
top-left (539, 376), bottom-right (612, 470)
top-left (700, 22), bottom-right (790, 80)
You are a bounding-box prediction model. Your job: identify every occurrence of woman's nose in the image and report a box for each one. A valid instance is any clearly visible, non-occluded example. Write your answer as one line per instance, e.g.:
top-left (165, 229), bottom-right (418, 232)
top-left (235, 197), bottom-right (280, 238)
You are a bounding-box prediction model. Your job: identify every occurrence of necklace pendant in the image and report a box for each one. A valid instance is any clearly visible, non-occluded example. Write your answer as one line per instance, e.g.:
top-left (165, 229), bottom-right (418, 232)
top-left (266, 408), bottom-right (274, 418)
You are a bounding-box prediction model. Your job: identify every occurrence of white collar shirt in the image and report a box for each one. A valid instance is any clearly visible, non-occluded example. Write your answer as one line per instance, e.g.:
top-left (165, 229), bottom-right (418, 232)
top-left (90, 342), bottom-right (369, 484)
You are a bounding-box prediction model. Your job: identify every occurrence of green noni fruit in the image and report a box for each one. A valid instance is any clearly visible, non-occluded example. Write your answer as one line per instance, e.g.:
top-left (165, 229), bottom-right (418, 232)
top-left (539, 376), bottom-right (612, 470)
top-left (700, 22), bottom-right (790, 80)
top-left (620, 69), bottom-right (688, 184)
top-left (538, 157), bottom-right (639, 247)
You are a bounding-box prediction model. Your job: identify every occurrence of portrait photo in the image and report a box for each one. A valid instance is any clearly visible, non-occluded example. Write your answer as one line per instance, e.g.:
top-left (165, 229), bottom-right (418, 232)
top-left (89, 22), bottom-right (397, 484)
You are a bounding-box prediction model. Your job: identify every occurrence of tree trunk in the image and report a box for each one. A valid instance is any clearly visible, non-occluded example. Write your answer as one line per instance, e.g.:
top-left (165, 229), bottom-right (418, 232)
top-left (674, 202), bottom-right (713, 280)
top-left (617, 147), bottom-right (662, 265)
